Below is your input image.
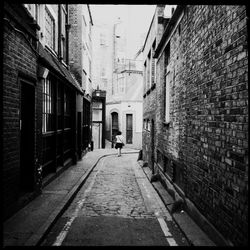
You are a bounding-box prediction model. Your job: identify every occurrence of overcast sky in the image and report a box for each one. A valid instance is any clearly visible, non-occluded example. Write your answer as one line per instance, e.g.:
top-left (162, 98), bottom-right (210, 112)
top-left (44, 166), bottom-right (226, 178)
top-left (90, 5), bottom-right (156, 58)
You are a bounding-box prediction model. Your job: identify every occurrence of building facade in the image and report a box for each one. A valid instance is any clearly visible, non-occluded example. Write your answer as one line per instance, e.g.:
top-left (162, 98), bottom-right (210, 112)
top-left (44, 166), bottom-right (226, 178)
top-left (143, 5), bottom-right (248, 246)
top-left (68, 4), bottom-right (93, 158)
top-left (142, 5), bottom-right (169, 170)
top-left (106, 58), bottom-right (143, 149)
top-left (3, 3), bottom-right (92, 220)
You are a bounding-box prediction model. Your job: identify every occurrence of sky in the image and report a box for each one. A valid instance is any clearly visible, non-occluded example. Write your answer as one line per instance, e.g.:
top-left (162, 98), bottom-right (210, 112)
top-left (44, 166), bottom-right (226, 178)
top-left (90, 5), bottom-right (156, 58)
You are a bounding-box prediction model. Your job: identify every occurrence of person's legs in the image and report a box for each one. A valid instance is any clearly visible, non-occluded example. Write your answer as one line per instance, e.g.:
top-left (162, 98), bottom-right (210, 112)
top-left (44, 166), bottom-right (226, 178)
top-left (118, 147), bottom-right (121, 156)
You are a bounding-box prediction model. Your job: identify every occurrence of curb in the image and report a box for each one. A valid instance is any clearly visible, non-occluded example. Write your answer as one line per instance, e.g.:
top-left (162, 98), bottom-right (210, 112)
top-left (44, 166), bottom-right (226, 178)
top-left (138, 162), bottom-right (220, 246)
top-left (24, 150), bottom-right (139, 246)
top-left (138, 162), bottom-right (197, 246)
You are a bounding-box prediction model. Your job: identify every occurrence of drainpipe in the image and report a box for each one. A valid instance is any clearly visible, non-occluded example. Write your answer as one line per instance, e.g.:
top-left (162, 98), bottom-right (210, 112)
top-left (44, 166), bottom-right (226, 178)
top-left (65, 4), bottom-right (70, 65)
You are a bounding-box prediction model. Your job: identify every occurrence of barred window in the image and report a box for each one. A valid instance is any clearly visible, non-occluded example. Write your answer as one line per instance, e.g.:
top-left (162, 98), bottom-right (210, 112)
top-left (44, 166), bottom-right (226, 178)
top-left (42, 77), bottom-right (55, 133)
top-left (45, 7), bottom-right (55, 50)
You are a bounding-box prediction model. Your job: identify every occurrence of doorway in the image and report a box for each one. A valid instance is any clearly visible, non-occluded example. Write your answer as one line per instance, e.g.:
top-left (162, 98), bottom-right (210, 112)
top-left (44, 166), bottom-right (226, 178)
top-left (20, 81), bottom-right (35, 192)
top-left (126, 114), bottom-right (133, 144)
top-left (111, 112), bottom-right (118, 145)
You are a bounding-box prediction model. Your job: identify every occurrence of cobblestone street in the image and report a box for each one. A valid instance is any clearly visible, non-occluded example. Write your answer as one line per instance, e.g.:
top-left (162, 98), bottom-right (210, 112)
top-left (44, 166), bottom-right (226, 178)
top-left (41, 153), bottom-right (189, 246)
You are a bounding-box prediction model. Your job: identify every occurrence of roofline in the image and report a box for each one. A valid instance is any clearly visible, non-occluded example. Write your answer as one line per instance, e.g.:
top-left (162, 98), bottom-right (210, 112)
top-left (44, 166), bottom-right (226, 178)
top-left (142, 8), bottom-right (156, 52)
top-left (87, 4), bottom-right (93, 25)
top-left (154, 5), bottom-right (185, 58)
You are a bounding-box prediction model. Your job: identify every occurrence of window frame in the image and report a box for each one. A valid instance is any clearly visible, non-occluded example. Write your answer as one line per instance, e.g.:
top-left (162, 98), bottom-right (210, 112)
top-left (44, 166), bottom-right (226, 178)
top-left (42, 76), bottom-right (55, 133)
top-left (44, 6), bottom-right (56, 51)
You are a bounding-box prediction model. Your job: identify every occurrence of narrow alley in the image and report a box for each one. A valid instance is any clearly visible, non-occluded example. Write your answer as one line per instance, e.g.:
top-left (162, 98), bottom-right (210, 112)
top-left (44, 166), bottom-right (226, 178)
top-left (3, 3), bottom-right (248, 247)
top-left (41, 153), bottom-right (188, 246)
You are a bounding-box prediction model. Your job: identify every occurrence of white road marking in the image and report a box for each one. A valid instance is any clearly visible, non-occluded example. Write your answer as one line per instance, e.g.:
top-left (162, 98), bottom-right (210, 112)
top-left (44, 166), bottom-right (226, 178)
top-left (157, 217), bottom-right (172, 237)
top-left (52, 157), bottom-right (106, 246)
top-left (133, 162), bottom-right (178, 246)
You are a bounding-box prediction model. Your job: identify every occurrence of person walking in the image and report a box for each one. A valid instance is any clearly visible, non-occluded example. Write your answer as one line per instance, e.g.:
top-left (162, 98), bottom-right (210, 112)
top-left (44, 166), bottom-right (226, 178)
top-left (115, 131), bottom-right (125, 157)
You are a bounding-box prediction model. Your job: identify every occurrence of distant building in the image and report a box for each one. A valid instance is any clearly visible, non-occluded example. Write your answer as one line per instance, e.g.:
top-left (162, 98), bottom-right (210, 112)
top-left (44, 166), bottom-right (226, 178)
top-left (106, 57), bottom-right (143, 149)
top-left (92, 21), bottom-right (113, 97)
top-left (92, 17), bottom-right (144, 149)
top-left (143, 5), bottom-right (248, 246)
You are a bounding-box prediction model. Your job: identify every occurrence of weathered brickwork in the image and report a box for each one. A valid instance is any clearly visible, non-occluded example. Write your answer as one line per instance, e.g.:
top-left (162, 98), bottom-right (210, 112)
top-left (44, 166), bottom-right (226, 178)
top-left (69, 5), bottom-right (83, 85)
top-left (3, 6), bottom-right (40, 218)
top-left (151, 5), bottom-right (248, 246)
top-left (142, 6), bottom-right (166, 170)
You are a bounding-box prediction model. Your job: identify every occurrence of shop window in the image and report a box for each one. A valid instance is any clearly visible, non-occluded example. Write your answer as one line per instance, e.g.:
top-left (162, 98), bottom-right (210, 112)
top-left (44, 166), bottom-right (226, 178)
top-left (42, 77), bottom-right (55, 133)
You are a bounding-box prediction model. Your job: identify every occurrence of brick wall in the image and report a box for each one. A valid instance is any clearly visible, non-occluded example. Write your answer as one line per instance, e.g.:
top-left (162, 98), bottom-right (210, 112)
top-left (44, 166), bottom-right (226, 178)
top-left (142, 6), bottom-right (165, 169)
top-left (3, 6), bottom-right (40, 219)
top-left (68, 5), bottom-right (83, 85)
top-left (155, 5), bottom-right (248, 246)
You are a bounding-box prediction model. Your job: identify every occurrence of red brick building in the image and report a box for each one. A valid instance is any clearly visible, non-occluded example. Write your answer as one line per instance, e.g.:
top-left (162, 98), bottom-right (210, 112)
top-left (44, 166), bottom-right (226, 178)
top-left (143, 5), bottom-right (248, 246)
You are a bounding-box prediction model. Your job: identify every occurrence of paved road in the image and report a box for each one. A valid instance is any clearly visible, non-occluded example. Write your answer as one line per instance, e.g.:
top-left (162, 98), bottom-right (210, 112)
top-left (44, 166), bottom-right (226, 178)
top-left (41, 153), bottom-right (189, 246)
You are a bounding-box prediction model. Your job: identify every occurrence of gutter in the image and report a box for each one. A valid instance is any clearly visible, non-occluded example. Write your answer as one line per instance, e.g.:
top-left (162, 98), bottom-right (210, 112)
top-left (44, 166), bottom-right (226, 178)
top-left (154, 5), bottom-right (185, 58)
top-left (87, 5), bottom-right (93, 25)
top-left (142, 10), bottom-right (156, 52)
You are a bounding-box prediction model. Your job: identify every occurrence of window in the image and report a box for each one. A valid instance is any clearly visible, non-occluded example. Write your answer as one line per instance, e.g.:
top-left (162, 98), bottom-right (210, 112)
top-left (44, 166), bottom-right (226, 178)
top-left (147, 119), bottom-right (151, 131)
top-left (61, 5), bottom-right (67, 61)
top-left (42, 77), bottom-right (55, 133)
top-left (165, 72), bottom-right (170, 123)
top-left (45, 7), bottom-right (55, 50)
top-left (126, 114), bottom-right (133, 144)
top-left (147, 52), bottom-right (151, 90)
top-left (151, 40), bottom-right (156, 85)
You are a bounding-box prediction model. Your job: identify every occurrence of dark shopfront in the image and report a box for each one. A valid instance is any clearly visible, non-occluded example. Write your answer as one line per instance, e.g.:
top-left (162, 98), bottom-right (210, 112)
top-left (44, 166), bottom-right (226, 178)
top-left (41, 72), bottom-right (76, 178)
top-left (38, 45), bottom-right (87, 181)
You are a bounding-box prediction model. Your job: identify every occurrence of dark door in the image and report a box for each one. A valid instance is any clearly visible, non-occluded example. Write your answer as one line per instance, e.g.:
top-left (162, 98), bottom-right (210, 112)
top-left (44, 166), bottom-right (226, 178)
top-left (20, 81), bottom-right (35, 192)
top-left (111, 112), bottom-right (118, 144)
top-left (126, 114), bottom-right (133, 144)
